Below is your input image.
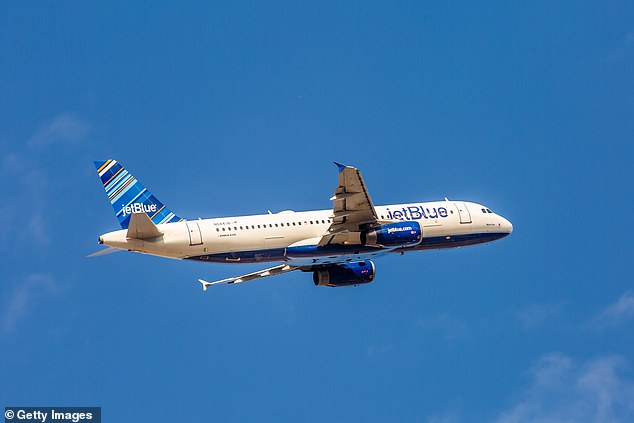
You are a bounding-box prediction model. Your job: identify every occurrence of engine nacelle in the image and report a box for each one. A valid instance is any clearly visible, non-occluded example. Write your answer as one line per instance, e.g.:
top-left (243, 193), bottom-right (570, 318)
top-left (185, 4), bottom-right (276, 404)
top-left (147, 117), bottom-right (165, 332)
top-left (313, 260), bottom-right (376, 287)
top-left (362, 221), bottom-right (422, 247)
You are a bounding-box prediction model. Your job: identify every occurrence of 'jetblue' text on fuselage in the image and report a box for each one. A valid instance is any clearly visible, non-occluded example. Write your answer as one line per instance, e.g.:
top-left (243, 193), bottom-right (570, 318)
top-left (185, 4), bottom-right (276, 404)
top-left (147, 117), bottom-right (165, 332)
top-left (385, 205), bottom-right (448, 220)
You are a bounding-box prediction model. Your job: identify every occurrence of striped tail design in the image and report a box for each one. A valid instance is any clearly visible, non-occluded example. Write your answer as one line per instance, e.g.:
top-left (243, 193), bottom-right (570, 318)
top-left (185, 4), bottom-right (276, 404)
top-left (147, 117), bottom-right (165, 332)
top-left (94, 159), bottom-right (183, 229)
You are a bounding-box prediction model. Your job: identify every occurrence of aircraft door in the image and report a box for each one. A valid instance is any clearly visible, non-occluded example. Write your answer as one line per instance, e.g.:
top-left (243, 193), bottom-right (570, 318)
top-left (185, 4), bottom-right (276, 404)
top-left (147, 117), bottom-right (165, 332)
top-left (186, 221), bottom-right (203, 245)
top-left (456, 202), bottom-right (472, 224)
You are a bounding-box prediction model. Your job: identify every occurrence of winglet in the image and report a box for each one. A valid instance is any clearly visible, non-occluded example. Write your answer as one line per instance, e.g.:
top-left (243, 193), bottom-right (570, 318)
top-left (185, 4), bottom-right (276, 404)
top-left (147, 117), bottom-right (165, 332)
top-left (334, 161), bottom-right (347, 172)
top-left (198, 279), bottom-right (212, 292)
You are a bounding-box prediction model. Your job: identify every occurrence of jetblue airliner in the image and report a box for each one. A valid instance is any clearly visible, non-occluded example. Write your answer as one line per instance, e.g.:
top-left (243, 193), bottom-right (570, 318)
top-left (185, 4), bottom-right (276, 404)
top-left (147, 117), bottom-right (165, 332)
top-left (93, 160), bottom-right (512, 289)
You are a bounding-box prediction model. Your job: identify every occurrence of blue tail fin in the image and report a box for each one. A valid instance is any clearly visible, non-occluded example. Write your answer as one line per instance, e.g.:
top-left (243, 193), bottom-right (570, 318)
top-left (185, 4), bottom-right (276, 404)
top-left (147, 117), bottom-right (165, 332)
top-left (94, 159), bottom-right (183, 229)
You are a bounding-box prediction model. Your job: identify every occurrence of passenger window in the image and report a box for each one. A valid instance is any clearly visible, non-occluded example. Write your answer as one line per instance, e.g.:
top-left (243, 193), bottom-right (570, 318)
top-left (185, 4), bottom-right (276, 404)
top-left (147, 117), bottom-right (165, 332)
top-left (310, 221), bottom-right (313, 224)
top-left (257, 225), bottom-right (261, 229)
top-left (240, 226), bottom-right (243, 230)
top-left (216, 228), bottom-right (219, 232)
top-left (222, 228), bottom-right (226, 231)
top-left (292, 222), bottom-right (296, 226)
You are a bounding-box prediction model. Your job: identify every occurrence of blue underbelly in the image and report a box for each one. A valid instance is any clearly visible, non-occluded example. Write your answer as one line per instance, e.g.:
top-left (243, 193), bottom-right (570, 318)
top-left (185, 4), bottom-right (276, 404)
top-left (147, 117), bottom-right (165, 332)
top-left (184, 232), bottom-right (509, 263)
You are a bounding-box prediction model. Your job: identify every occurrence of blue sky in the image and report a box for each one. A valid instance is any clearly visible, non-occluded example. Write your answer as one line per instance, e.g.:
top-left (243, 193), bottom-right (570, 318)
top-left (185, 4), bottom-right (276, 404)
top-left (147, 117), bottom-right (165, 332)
top-left (1, 2), bottom-right (634, 422)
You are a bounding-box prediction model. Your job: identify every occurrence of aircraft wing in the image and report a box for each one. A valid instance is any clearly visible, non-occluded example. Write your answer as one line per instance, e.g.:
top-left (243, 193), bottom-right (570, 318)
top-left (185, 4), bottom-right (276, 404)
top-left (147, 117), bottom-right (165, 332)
top-left (318, 162), bottom-right (379, 246)
top-left (197, 263), bottom-right (299, 291)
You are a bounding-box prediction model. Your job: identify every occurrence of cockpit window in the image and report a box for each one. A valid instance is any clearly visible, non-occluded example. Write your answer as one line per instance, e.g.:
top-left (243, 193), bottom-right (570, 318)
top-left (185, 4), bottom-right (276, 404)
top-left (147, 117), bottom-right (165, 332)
top-left (486, 209), bottom-right (493, 213)
top-left (481, 208), bottom-right (487, 213)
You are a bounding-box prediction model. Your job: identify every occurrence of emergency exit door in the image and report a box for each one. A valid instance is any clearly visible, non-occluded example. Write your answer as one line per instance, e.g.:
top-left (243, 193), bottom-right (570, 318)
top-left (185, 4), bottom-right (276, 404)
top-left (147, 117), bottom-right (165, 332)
top-left (186, 221), bottom-right (203, 245)
top-left (456, 202), bottom-right (472, 224)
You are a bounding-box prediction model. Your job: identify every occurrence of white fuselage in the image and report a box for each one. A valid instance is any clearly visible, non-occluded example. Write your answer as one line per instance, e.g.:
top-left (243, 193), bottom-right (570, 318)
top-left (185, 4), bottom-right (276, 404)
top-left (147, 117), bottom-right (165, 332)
top-left (99, 200), bottom-right (513, 266)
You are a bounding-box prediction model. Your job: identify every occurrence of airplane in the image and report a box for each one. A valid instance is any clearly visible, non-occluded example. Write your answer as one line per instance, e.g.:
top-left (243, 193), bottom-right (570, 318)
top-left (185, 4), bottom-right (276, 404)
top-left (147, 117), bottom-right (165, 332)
top-left (92, 160), bottom-right (512, 290)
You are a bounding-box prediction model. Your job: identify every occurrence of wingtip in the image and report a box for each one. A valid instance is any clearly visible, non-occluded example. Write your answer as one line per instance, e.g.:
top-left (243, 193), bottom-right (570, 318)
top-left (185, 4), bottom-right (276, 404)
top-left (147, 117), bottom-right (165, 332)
top-left (333, 161), bottom-right (347, 172)
top-left (198, 279), bottom-right (211, 292)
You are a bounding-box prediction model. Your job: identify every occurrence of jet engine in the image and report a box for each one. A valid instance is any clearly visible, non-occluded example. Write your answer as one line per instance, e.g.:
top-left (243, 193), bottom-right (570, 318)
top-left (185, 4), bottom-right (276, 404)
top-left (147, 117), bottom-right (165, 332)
top-left (313, 260), bottom-right (376, 287)
top-left (361, 221), bottom-right (422, 247)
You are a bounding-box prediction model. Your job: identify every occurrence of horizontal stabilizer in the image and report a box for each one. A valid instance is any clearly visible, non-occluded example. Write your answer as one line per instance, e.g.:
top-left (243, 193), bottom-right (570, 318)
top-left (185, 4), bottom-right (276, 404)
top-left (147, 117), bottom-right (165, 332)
top-left (86, 246), bottom-right (122, 258)
top-left (127, 212), bottom-right (163, 239)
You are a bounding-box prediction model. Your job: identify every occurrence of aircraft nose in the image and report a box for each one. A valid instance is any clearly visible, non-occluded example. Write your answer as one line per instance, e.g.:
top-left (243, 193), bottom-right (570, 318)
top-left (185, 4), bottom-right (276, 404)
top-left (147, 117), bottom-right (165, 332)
top-left (500, 216), bottom-right (513, 234)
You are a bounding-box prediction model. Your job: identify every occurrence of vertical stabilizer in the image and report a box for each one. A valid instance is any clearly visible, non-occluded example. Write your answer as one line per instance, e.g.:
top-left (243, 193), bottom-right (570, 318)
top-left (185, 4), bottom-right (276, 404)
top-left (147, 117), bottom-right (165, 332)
top-left (94, 159), bottom-right (183, 229)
